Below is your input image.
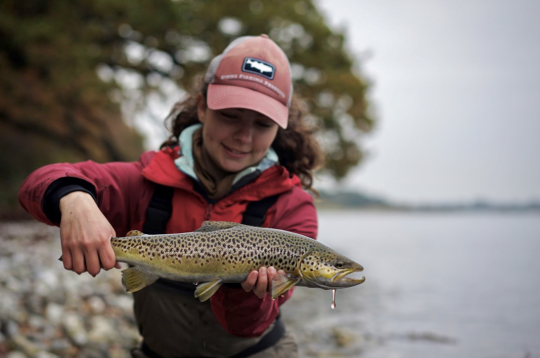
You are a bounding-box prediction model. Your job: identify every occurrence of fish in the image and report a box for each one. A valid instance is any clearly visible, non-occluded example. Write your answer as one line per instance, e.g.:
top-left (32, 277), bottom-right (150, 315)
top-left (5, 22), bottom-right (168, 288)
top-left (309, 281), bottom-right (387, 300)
top-left (245, 59), bottom-right (274, 74)
top-left (110, 221), bottom-right (365, 302)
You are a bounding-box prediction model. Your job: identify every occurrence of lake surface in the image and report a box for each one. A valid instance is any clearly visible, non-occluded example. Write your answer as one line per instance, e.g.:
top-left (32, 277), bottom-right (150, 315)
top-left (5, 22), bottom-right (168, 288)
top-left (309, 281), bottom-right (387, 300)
top-left (282, 211), bottom-right (540, 358)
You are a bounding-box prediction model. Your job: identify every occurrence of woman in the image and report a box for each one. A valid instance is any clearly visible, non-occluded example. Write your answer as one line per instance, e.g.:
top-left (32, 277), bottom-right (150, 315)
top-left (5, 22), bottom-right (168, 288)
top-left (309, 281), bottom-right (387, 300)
top-left (19, 35), bottom-right (324, 357)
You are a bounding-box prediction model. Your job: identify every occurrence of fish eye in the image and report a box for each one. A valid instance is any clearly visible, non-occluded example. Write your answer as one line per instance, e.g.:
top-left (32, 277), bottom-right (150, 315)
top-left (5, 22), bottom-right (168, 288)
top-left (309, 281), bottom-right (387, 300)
top-left (334, 260), bottom-right (344, 268)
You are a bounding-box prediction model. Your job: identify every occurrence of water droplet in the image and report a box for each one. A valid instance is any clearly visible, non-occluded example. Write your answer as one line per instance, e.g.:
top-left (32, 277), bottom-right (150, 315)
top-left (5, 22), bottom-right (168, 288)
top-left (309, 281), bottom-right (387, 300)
top-left (331, 289), bottom-right (337, 309)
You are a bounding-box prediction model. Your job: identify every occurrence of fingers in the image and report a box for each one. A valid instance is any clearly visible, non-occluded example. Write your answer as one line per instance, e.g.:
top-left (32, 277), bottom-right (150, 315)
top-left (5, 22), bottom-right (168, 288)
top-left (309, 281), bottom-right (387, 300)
top-left (83, 247), bottom-right (101, 277)
top-left (242, 267), bottom-right (277, 299)
top-left (98, 243), bottom-right (118, 271)
top-left (241, 270), bottom-right (259, 292)
top-left (60, 243), bottom-right (73, 271)
top-left (267, 266), bottom-right (277, 285)
top-left (253, 267), bottom-right (268, 298)
top-left (70, 245), bottom-right (87, 275)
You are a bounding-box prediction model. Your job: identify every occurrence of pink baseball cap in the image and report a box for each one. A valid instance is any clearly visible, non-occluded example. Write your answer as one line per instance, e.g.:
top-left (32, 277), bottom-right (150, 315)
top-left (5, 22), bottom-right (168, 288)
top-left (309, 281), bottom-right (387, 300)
top-left (204, 34), bottom-right (292, 129)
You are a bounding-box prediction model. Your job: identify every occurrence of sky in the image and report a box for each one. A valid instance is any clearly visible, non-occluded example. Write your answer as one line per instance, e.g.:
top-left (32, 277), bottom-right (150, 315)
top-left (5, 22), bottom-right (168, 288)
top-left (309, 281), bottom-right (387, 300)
top-left (316, 0), bottom-right (540, 203)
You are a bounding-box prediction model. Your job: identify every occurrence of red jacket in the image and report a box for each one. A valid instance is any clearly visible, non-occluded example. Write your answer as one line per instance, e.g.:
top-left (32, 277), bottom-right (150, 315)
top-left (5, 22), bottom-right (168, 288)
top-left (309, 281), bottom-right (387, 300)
top-left (19, 147), bottom-right (318, 337)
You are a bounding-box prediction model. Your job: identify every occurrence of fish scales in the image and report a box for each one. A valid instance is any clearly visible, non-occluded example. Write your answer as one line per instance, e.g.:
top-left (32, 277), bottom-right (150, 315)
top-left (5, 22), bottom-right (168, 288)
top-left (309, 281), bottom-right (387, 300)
top-left (108, 221), bottom-right (365, 302)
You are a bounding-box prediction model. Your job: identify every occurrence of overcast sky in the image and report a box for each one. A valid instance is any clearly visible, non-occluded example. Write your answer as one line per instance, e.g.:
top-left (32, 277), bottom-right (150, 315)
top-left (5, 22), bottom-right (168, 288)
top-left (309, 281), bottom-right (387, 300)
top-left (316, 0), bottom-right (540, 203)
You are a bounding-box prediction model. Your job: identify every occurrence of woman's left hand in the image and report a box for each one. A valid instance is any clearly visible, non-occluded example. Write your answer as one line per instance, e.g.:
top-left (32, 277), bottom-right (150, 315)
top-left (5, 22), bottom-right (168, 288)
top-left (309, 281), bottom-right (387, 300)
top-left (241, 266), bottom-right (284, 298)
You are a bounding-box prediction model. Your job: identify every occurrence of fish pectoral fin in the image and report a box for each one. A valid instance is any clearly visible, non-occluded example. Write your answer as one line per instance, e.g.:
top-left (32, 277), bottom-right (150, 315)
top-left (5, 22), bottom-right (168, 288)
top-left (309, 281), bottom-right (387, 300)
top-left (194, 279), bottom-right (223, 302)
top-left (121, 267), bottom-right (159, 293)
top-left (271, 273), bottom-right (300, 300)
top-left (195, 221), bottom-right (242, 232)
top-left (126, 230), bottom-right (146, 237)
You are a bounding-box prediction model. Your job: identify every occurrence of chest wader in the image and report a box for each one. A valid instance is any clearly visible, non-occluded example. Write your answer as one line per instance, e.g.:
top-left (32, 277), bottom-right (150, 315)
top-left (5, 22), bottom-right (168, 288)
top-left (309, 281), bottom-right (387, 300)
top-left (133, 184), bottom-right (285, 358)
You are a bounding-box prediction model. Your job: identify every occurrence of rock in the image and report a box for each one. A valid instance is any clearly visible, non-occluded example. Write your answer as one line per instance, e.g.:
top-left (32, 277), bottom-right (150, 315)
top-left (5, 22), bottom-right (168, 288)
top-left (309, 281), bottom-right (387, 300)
top-left (6, 352), bottom-right (27, 358)
top-left (35, 270), bottom-right (60, 296)
top-left (10, 333), bottom-right (40, 357)
top-left (0, 290), bottom-right (20, 320)
top-left (331, 327), bottom-right (357, 347)
top-left (62, 312), bottom-right (88, 346)
top-left (45, 303), bottom-right (64, 326)
top-left (87, 296), bottom-right (106, 314)
top-left (87, 316), bottom-right (117, 343)
top-left (36, 351), bottom-right (60, 358)
top-left (6, 321), bottom-right (19, 336)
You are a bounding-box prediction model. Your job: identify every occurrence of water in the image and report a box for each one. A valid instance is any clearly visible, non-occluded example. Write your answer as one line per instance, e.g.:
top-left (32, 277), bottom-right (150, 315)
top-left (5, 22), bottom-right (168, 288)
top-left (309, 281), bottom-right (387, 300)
top-left (282, 211), bottom-right (540, 358)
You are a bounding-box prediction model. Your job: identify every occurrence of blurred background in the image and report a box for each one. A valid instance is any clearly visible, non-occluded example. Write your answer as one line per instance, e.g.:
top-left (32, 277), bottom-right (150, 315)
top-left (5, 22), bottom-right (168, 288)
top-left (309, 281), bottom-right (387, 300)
top-left (1, 0), bottom-right (539, 357)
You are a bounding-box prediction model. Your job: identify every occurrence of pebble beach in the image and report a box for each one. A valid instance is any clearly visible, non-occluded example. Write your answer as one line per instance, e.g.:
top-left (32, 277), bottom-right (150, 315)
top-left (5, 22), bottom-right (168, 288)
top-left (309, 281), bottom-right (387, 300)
top-left (0, 222), bottom-right (140, 358)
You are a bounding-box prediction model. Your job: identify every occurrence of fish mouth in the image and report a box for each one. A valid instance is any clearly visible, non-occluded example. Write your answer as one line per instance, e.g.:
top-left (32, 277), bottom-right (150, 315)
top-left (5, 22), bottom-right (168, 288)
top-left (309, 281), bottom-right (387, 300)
top-left (331, 263), bottom-right (365, 287)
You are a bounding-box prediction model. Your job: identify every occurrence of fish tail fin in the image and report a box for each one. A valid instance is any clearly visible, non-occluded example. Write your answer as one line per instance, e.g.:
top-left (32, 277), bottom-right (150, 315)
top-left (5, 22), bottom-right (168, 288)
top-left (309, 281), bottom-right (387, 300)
top-left (271, 273), bottom-right (300, 300)
top-left (194, 279), bottom-right (223, 302)
top-left (121, 267), bottom-right (159, 293)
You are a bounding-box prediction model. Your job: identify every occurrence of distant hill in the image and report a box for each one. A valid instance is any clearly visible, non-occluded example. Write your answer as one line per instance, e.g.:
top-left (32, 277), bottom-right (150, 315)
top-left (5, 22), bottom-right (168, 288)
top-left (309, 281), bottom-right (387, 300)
top-left (315, 190), bottom-right (540, 212)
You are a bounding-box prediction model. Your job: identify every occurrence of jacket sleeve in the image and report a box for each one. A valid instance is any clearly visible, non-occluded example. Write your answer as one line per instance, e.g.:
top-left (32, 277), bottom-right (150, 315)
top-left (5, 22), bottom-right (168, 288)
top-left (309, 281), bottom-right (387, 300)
top-left (209, 186), bottom-right (318, 337)
top-left (18, 153), bottom-right (155, 236)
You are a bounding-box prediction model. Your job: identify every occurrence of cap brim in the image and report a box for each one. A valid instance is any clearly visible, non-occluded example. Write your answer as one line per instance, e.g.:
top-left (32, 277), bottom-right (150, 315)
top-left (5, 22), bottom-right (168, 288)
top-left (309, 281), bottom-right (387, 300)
top-left (207, 84), bottom-right (288, 129)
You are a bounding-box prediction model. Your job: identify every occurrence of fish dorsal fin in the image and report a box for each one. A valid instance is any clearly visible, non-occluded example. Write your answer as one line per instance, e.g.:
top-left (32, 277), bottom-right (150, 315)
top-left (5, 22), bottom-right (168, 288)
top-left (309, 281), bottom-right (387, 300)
top-left (126, 230), bottom-right (145, 237)
top-left (194, 221), bottom-right (242, 232)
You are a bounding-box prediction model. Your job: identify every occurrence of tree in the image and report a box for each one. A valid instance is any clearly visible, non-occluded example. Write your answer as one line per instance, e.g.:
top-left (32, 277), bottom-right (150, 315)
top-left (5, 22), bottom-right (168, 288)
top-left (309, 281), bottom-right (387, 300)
top-left (0, 0), bottom-right (374, 213)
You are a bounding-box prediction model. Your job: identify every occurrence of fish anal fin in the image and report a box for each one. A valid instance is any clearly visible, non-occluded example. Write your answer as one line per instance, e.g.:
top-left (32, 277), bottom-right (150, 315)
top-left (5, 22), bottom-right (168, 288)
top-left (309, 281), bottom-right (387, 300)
top-left (194, 279), bottom-right (223, 302)
top-left (271, 272), bottom-right (300, 300)
top-left (126, 230), bottom-right (145, 237)
top-left (121, 267), bottom-right (159, 293)
top-left (195, 221), bottom-right (241, 233)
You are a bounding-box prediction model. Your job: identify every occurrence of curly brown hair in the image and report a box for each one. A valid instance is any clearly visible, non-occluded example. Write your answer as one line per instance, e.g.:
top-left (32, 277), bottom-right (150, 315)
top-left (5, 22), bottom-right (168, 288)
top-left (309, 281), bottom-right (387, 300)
top-left (161, 81), bottom-right (324, 192)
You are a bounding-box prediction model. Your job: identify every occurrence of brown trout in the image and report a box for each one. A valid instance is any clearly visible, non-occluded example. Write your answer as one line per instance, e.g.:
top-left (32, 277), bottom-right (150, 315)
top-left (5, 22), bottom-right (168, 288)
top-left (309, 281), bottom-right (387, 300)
top-left (111, 221), bottom-right (365, 302)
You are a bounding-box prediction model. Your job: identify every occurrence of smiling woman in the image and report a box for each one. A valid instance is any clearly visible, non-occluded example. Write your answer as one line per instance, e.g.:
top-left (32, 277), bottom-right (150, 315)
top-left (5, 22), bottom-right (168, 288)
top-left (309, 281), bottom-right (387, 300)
top-left (19, 35), bottom-right (325, 358)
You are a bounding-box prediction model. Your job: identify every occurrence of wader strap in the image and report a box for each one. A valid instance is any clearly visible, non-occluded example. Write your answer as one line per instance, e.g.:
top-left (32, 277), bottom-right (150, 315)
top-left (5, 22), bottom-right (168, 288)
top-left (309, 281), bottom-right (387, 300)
top-left (142, 184), bottom-right (173, 235)
top-left (241, 194), bottom-right (279, 226)
top-left (140, 315), bottom-right (285, 358)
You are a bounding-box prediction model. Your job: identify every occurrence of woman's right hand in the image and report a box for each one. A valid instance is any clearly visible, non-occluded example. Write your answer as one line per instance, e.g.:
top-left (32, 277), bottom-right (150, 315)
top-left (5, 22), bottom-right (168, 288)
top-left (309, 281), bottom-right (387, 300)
top-left (59, 191), bottom-right (119, 276)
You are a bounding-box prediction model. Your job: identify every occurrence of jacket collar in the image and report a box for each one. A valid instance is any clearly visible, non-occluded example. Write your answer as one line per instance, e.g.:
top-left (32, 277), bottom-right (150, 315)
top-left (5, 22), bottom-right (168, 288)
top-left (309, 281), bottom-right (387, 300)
top-left (141, 148), bottom-right (301, 202)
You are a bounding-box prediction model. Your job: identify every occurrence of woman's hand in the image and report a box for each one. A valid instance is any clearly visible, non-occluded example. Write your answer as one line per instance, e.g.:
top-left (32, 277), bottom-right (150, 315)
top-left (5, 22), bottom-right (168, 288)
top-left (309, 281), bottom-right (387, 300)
top-left (241, 266), bottom-right (285, 298)
top-left (59, 191), bottom-right (119, 277)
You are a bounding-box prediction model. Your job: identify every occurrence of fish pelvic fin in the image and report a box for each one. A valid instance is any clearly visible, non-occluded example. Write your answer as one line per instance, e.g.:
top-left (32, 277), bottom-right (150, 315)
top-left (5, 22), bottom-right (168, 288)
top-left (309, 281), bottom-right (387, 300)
top-left (126, 230), bottom-right (145, 237)
top-left (194, 279), bottom-right (223, 302)
top-left (271, 273), bottom-right (300, 300)
top-left (195, 221), bottom-right (242, 232)
top-left (121, 267), bottom-right (159, 293)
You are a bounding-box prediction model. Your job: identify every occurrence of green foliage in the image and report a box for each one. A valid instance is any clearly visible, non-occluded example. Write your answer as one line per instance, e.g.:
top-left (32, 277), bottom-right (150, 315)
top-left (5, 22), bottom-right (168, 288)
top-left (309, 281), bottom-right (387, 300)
top-left (0, 0), bottom-right (374, 212)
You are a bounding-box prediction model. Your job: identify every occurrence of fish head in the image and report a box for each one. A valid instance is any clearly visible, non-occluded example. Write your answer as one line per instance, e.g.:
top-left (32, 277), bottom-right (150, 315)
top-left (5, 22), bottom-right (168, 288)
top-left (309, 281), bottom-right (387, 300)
top-left (299, 250), bottom-right (365, 289)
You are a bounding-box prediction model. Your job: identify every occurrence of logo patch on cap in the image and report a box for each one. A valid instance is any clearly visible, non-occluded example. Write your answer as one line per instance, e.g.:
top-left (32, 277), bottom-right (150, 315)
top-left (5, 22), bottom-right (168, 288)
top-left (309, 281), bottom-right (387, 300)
top-left (242, 58), bottom-right (275, 80)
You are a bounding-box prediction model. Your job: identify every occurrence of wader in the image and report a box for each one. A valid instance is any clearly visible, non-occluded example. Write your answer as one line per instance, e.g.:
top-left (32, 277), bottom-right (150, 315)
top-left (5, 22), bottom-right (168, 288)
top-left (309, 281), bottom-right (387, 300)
top-left (130, 185), bottom-right (297, 358)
